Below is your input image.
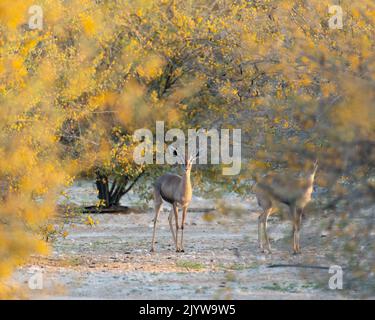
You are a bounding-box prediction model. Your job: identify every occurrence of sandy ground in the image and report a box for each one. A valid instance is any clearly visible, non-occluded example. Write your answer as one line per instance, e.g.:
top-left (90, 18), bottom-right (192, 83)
top-left (12, 190), bottom-right (348, 299)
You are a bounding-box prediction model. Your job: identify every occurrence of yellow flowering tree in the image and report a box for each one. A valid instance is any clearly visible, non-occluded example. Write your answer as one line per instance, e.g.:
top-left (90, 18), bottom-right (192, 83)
top-left (0, 0), bottom-right (374, 297)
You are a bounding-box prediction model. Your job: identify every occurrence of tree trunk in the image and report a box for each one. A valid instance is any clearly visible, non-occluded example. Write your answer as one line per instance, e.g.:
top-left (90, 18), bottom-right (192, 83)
top-left (95, 172), bottom-right (110, 206)
top-left (94, 170), bottom-right (144, 208)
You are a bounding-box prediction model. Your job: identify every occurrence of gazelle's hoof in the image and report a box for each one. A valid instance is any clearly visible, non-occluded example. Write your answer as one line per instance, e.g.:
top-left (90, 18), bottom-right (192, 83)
top-left (293, 251), bottom-right (301, 255)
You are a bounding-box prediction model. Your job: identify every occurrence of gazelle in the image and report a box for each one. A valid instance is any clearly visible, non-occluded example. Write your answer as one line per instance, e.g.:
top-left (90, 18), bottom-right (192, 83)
top-left (150, 149), bottom-right (199, 253)
top-left (254, 160), bottom-right (318, 254)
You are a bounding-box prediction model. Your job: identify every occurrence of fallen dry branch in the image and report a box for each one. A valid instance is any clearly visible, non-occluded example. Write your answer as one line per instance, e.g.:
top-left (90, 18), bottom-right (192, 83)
top-left (83, 206), bottom-right (216, 214)
top-left (267, 264), bottom-right (331, 270)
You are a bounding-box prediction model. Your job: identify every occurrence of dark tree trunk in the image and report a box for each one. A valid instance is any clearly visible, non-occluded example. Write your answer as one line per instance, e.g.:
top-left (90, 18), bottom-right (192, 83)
top-left (94, 170), bottom-right (144, 208)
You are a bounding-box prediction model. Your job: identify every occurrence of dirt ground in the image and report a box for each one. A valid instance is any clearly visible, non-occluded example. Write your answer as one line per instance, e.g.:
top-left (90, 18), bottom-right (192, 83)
top-left (12, 189), bottom-right (349, 299)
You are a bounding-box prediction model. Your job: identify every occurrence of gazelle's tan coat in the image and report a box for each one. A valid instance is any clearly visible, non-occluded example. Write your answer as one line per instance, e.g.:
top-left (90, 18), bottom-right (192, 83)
top-left (151, 152), bottom-right (196, 252)
top-left (254, 161), bottom-right (318, 254)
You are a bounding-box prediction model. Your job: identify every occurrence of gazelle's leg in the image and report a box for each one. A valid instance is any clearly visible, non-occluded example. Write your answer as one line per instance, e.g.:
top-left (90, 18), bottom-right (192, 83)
top-left (151, 201), bottom-right (163, 252)
top-left (295, 208), bottom-right (303, 253)
top-left (256, 193), bottom-right (272, 252)
top-left (168, 210), bottom-right (176, 245)
top-left (173, 203), bottom-right (180, 252)
top-left (292, 222), bottom-right (298, 254)
top-left (180, 206), bottom-right (188, 252)
top-left (258, 214), bottom-right (264, 251)
top-left (290, 205), bottom-right (300, 254)
top-left (263, 208), bottom-right (273, 253)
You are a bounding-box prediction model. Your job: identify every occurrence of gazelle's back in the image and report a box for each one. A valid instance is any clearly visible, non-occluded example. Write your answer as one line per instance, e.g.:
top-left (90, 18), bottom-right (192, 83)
top-left (256, 171), bottom-right (314, 206)
top-left (154, 173), bottom-right (182, 204)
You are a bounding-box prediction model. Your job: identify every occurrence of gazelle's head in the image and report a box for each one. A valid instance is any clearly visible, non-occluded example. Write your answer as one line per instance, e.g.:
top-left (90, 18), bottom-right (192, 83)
top-left (312, 159), bottom-right (318, 175)
top-left (184, 151), bottom-right (199, 173)
top-left (169, 146), bottom-right (199, 174)
top-left (308, 159), bottom-right (318, 182)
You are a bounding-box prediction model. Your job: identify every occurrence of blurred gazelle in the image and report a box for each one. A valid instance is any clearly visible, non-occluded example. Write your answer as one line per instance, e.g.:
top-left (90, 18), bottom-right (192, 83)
top-left (151, 148), bottom-right (199, 252)
top-left (254, 160), bottom-right (318, 254)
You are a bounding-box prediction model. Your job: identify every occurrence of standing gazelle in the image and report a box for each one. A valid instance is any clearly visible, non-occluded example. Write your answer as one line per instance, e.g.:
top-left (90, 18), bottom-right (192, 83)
top-left (151, 150), bottom-right (198, 253)
top-left (254, 160), bottom-right (318, 254)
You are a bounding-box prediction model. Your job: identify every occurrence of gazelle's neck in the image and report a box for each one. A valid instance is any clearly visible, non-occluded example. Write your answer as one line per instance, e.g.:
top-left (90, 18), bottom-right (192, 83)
top-left (181, 169), bottom-right (192, 201)
top-left (182, 169), bottom-right (191, 186)
top-left (307, 167), bottom-right (317, 186)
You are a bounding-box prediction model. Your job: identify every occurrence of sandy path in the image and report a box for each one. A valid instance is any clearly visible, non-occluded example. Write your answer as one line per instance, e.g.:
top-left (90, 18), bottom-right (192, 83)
top-left (13, 196), bottom-right (345, 299)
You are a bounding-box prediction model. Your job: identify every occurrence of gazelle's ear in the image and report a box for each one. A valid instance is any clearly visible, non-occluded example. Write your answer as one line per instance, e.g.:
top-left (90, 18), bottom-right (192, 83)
top-left (188, 151), bottom-right (200, 165)
top-left (194, 151), bottom-right (200, 163)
